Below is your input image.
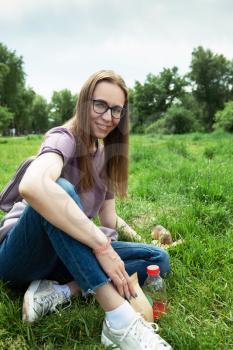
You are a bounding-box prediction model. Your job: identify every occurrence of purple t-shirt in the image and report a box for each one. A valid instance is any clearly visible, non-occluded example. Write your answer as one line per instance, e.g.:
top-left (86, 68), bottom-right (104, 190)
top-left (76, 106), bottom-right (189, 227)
top-left (37, 127), bottom-right (114, 218)
top-left (0, 127), bottom-right (115, 241)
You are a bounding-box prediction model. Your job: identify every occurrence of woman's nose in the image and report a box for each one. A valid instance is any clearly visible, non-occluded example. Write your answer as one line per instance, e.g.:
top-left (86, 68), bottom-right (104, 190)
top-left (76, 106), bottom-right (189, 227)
top-left (102, 108), bottom-right (112, 121)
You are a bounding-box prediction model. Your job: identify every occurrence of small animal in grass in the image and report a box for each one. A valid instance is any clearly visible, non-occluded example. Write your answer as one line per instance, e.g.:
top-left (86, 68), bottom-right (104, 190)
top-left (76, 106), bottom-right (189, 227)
top-left (151, 225), bottom-right (173, 244)
top-left (151, 225), bottom-right (184, 249)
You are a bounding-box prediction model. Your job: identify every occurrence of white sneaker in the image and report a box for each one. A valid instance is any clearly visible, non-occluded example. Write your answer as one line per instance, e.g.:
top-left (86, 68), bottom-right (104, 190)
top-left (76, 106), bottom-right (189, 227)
top-left (101, 314), bottom-right (173, 350)
top-left (22, 280), bottom-right (71, 323)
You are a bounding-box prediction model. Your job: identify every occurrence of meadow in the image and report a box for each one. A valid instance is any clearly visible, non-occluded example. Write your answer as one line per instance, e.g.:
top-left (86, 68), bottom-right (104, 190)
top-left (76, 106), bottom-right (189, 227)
top-left (0, 131), bottom-right (232, 350)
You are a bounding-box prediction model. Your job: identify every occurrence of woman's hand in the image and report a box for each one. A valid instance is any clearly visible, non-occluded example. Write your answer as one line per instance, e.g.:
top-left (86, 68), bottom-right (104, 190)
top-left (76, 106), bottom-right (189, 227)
top-left (94, 245), bottom-right (136, 300)
top-left (116, 216), bottom-right (142, 242)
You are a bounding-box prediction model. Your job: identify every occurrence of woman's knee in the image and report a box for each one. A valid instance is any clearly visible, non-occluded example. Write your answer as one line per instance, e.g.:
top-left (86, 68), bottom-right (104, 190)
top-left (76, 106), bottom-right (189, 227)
top-left (56, 177), bottom-right (83, 209)
top-left (56, 177), bottom-right (75, 195)
top-left (159, 249), bottom-right (170, 276)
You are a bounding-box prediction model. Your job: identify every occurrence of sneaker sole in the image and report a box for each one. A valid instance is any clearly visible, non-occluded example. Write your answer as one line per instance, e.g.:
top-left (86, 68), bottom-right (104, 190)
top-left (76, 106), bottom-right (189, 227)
top-left (101, 332), bottom-right (120, 349)
top-left (22, 280), bottom-right (41, 322)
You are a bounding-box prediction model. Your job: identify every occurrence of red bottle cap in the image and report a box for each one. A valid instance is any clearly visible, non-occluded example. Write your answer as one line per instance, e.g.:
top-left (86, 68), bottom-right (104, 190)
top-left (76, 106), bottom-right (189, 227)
top-left (147, 265), bottom-right (160, 275)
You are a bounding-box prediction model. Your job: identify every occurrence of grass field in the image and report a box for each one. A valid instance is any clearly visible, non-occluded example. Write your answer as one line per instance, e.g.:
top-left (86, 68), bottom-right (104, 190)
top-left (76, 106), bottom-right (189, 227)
top-left (0, 132), bottom-right (233, 350)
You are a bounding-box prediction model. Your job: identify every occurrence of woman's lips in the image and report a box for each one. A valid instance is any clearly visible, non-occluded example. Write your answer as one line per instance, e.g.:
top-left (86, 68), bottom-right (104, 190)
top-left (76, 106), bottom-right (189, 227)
top-left (96, 123), bottom-right (110, 131)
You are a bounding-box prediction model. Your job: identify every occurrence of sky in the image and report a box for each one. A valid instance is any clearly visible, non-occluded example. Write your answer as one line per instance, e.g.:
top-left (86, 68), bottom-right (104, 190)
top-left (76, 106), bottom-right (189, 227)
top-left (0, 0), bottom-right (233, 101)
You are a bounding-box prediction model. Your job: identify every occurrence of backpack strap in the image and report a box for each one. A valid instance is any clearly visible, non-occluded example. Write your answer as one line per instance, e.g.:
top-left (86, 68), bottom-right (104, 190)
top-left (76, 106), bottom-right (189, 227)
top-left (0, 156), bottom-right (36, 212)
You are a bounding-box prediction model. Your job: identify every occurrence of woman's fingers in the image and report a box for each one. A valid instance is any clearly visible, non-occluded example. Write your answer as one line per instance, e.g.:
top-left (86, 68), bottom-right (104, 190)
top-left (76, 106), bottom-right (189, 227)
top-left (95, 247), bottom-right (137, 299)
top-left (116, 262), bottom-right (134, 299)
top-left (114, 270), bottom-right (136, 300)
top-left (113, 275), bottom-right (131, 300)
top-left (121, 276), bottom-right (131, 300)
top-left (126, 276), bottom-right (137, 298)
top-left (113, 275), bottom-right (125, 298)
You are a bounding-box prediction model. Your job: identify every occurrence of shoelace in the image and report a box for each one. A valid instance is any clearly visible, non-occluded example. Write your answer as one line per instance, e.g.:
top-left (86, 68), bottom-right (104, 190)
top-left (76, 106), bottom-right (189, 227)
top-left (35, 291), bottom-right (71, 317)
top-left (120, 315), bottom-right (167, 348)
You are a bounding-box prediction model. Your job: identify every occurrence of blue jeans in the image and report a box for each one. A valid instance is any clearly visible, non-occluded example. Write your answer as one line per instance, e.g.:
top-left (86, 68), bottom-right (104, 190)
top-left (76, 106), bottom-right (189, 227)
top-left (0, 178), bottom-right (170, 292)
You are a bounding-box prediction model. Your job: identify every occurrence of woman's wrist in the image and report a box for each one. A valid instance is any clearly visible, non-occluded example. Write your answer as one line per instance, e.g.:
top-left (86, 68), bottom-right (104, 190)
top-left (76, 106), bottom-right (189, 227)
top-left (93, 237), bottom-right (112, 256)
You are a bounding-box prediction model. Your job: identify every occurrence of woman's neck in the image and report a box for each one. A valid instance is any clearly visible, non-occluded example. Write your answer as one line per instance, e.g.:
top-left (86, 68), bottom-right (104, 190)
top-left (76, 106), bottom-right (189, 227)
top-left (89, 139), bottom-right (98, 155)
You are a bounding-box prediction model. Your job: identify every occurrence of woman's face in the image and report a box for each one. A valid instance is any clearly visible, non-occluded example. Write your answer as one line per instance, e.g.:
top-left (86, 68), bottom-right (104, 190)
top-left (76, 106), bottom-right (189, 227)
top-left (90, 81), bottom-right (125, 139)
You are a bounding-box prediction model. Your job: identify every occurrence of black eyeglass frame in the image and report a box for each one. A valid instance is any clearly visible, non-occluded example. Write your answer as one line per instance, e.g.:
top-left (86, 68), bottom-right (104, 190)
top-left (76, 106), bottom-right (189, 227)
top-left (92, 99), bottom-right (127, 119)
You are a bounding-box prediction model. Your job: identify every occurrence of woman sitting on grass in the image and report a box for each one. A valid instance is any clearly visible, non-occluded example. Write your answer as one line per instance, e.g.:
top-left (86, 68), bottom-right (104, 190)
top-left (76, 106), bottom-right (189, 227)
top-left (0, 70), bottom-right (172, 350)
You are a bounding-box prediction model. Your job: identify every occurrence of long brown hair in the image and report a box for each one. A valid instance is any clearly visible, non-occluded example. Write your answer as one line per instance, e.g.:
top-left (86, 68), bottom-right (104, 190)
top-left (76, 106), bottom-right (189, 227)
top-left (63, 70), bottom-right (129, 198)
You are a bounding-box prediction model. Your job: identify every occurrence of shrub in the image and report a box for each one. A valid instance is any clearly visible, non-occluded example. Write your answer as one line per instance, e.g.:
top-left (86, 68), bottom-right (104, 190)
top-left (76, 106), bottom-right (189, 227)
top-left (145, 118), bottom-right (167, 134)
top-left (203, 146), bottom-right (216, 159)
top-left (146, 105), bottom-right (199, 134)
top-left (214, 100), bottom-right (233, 132)
top-left (163, 105), bottom-right (200, 134)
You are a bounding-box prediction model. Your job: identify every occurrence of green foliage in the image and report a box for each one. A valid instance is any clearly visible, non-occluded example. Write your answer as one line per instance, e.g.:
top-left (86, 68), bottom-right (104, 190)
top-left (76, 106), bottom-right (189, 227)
top-left (0, 105), bottom-right (14, 133)
top-left (189, 46), bottom-right (233, 131)
top-left (31, 95), bottom-right (49, 133)
top-left (166, 139), bottom-right (190, 158)
top-left (203, 146), bottom-right (216, 159)
top-left (163, 105), bottom-right (199, 134)
top-left (0, 62), bottom-right (10, 91)
top-left (179, 92), bottom-right (204, 126)
top-left (0, 42), bottom-right (25, 117)
top-left (14, 87), bottom-right (36, 132)
top-left (146, 105), bottom-right (199, 134)
top-left (145, 117), bottom-right (166, 134)
top-left (214, 100), bottom-right (233, 132)
top-left (49, 89), bottom-right (77, 126)
top-left (131, 67), bottom-right (187, 132)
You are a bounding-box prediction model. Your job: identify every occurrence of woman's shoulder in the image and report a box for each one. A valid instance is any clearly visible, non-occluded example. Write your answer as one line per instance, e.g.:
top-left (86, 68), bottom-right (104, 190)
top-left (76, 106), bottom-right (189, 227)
top-left (38, 126), bottom-right (77, 165)
top-left (43, 126), bottom-right (77, 148)
top-left (44, 126), bottom-right (75, 139)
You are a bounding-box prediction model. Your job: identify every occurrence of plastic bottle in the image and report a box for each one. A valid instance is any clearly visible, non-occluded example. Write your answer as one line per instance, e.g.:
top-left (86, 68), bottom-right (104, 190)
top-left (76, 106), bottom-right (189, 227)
top-left (143, 264), bottom-right (167, 320)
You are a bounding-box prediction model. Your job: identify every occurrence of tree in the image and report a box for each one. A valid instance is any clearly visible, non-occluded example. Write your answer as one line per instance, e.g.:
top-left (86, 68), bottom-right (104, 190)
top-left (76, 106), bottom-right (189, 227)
top-left (0, 106), bottom-right (13, 134)
top-left (31, 95), bottom-right (49, 133)
top-left (0, 43), bottom-right (25, 115)
top-left (0, 62), bottom-right (9, 93)
top-left (0, 42), bottom-right (35, 134)
top-left (49, 89), bottom-right (77, 126)
top-left (162, 105), bottom-right (199, 134)
top-left (128, 87), bottom-right (138, 132)
top-left (13, 87), bottom-right (36, 133)
top-left (131, 67), bottom-right (187, 132)
top-left (179, 92), bottom-right (203, 120)
top-left (189, 46), bottom-right (233, 131)
top-left (214, 100), bottom-right (233, 132)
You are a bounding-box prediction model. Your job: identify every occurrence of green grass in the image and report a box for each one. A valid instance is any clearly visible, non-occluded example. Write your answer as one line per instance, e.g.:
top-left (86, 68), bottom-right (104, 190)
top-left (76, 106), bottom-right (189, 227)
top-left (0, 131), bottom-right (233, 349)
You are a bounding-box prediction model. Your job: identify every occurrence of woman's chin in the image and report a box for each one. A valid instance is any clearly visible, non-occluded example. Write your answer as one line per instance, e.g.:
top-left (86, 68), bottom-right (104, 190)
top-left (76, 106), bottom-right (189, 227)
top-left (94, 128), bottom-right (110, 138)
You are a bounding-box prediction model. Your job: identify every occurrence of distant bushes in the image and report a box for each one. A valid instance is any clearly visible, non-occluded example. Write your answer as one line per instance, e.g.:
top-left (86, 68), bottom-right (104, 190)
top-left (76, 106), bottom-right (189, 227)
top-left (146, 105), bottom-right (200, 134)
top-left (144, 99), bottom-right (233, 135)
top-left (214, 100), bottom-right (233, 132)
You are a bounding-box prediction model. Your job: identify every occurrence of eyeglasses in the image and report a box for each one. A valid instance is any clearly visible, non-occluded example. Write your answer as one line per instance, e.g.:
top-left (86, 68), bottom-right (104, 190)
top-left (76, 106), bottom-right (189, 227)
top-left (92, 99), bottom-right (126, 119)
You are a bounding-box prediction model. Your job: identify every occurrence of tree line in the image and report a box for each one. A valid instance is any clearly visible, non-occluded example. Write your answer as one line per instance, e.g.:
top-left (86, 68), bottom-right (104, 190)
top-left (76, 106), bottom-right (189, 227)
top-left (1, 42), bottom-right (233, 135)
top-left (0, 42), bottom-right (77, 135)
top-left (130, 47), bottom-right (233, 133)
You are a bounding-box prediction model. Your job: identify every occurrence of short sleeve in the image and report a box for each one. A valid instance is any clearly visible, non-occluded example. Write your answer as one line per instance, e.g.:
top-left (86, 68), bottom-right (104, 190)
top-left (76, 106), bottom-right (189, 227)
top-left (37, 127), bottom-right (76, 166)
top-left (105, 191), bottom-right (114, 200)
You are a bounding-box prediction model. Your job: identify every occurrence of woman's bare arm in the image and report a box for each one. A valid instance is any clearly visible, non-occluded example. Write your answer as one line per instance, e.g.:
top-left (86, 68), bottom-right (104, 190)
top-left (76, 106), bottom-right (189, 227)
top-left (98, 198), bottom-right (117, 229)
top-left (99, 199), bottom-right (141, 240)
top-left (116, 216), bottom-right (142, 241)
top-left (19, 152), bottom-right (108, 250)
